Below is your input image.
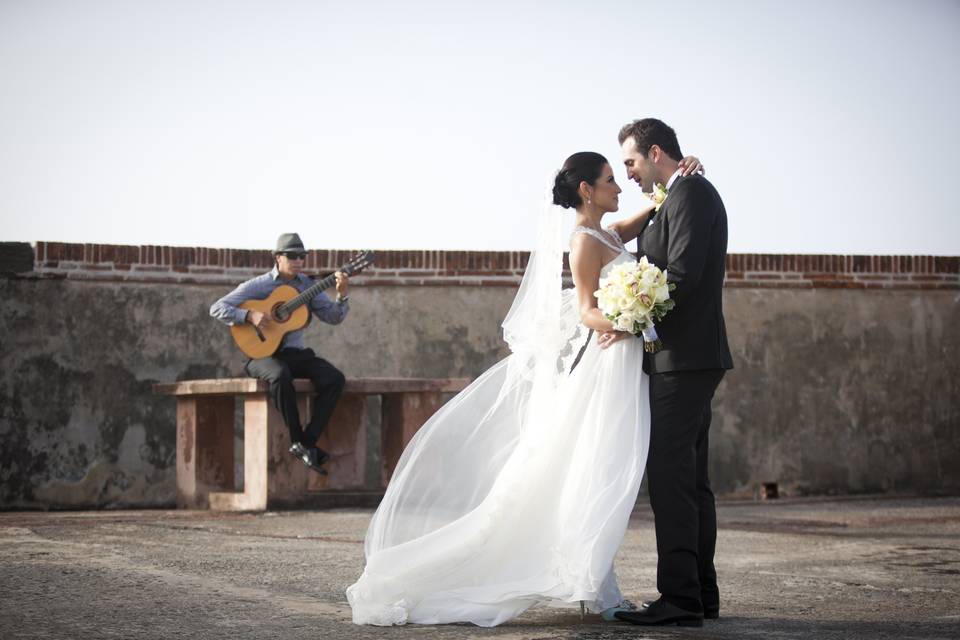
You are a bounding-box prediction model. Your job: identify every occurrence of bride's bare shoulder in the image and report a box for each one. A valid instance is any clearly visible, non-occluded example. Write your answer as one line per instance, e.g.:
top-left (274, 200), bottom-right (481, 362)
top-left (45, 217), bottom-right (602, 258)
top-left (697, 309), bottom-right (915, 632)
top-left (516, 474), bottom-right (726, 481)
top-left (569, 231), bottom-right (600, 256)
top-left (569, 234), bottom-right (608, 275)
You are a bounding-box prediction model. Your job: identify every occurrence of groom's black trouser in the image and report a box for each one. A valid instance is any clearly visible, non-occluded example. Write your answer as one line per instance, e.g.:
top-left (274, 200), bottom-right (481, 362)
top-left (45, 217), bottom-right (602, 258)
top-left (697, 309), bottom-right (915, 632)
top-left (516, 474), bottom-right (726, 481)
top-left (646, 368), bottom-right (725, 613)
top-left (244, 347), bottom-right (346, 448)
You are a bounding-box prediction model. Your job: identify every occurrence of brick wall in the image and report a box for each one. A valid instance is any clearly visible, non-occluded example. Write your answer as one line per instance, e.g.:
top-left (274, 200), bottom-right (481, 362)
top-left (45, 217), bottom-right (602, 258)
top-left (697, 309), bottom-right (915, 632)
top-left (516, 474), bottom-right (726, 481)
top-left (27, 242), bottom-right (960, 289)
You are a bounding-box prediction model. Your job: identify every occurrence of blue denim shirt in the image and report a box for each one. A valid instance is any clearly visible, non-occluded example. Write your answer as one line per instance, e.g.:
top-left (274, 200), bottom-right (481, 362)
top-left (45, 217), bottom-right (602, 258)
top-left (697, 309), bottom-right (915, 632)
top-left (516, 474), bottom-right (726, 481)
top-left (210, 267), bottom-right (349, 352)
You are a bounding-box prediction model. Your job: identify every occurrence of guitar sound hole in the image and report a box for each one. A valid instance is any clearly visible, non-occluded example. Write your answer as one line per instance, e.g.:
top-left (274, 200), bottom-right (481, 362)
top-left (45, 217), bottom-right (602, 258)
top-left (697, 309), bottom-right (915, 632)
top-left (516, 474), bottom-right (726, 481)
top-left (273, 304), bottom-right (289, 323)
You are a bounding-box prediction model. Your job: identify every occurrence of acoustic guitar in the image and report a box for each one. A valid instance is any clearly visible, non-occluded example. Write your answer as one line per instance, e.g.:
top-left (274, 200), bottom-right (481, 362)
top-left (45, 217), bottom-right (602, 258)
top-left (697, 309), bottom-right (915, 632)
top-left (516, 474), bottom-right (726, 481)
top-left (230, 250), bottom-right (375, 359)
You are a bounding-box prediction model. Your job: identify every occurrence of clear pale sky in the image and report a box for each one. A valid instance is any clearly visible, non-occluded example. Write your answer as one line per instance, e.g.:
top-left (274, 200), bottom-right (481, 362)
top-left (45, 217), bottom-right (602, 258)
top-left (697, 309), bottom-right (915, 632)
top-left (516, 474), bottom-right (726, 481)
top-left (1, 0), bottom-right (958, 254)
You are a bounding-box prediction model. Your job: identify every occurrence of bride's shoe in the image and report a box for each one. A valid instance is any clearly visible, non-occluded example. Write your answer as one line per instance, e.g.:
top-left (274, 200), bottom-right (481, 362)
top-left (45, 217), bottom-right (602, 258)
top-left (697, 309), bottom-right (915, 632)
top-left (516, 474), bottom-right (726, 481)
top-left (601, 598), bottom-right (638, 622)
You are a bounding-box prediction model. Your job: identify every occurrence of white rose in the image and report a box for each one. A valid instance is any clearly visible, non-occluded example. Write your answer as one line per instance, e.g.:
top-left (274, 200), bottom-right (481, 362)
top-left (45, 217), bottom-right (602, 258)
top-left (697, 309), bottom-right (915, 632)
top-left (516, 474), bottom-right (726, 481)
top-left (614, 314), bottom-right (635, 333)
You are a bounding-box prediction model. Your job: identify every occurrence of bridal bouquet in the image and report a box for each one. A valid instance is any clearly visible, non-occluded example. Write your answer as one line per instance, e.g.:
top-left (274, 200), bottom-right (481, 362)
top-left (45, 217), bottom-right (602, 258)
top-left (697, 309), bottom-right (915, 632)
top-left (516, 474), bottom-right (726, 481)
top-left (594, 257), bottom-right (676, 353)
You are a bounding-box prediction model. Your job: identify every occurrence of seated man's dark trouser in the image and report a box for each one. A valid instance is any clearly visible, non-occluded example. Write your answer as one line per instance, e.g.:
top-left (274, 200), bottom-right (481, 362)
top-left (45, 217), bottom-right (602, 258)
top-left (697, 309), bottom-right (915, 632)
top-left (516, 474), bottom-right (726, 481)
top-left (245, 347), bottom-right (346, 447)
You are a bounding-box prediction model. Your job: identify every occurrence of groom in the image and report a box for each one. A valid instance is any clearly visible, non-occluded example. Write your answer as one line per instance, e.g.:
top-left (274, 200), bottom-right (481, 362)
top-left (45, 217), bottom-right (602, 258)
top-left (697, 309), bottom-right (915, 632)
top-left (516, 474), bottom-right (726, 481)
top-left (607, 118), bottom-right (733, 627)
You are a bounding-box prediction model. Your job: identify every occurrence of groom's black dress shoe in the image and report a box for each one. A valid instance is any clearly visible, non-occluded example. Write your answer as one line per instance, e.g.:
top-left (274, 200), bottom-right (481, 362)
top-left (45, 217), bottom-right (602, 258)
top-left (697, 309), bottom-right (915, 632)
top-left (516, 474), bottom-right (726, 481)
top-left (642, 599), bottom-right (719, 619)
top-left (615, 599), bottom-right (704, 627)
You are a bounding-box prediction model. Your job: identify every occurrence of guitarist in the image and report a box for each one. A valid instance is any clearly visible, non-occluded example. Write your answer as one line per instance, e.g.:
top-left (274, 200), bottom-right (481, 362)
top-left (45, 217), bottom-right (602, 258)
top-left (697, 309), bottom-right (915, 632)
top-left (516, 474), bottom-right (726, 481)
top-left (210, 233), bottom-right (349, 474)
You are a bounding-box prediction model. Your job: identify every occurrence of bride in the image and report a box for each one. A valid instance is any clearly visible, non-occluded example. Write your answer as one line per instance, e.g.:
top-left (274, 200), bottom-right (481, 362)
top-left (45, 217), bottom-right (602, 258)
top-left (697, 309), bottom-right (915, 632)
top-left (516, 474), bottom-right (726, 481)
top-left (346, 151), bottom-right (702, 627)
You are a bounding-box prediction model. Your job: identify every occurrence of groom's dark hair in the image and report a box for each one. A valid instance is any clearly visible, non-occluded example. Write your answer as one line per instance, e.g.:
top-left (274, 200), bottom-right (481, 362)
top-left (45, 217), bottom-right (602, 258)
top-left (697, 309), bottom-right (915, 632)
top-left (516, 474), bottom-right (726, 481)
top-left (618, 118), bottom-right (683, 161)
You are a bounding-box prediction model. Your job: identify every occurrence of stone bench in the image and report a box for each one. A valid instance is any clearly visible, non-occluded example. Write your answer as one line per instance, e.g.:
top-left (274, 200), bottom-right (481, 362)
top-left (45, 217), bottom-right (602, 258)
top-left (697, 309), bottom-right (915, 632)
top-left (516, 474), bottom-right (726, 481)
top-left (153, 377), bottom-right (470, 511)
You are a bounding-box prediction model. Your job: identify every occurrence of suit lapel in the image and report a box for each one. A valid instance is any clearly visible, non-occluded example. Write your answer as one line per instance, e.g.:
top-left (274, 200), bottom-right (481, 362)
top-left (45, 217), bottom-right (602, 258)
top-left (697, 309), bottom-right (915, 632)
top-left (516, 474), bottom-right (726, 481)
top-left (647, 174), bottom-right (685, 226)
top-left (650, 173), bottom-right (688, 226)
top-left (637, 174), bottom-right (686, 257)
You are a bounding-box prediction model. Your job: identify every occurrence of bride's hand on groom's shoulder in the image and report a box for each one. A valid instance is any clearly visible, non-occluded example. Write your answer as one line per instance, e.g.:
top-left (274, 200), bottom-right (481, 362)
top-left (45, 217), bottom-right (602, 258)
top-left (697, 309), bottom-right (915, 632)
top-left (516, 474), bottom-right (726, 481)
top-left (597, 330), bottom-right (633, 350)
top-left (679, 156), bottom-right (705, 176)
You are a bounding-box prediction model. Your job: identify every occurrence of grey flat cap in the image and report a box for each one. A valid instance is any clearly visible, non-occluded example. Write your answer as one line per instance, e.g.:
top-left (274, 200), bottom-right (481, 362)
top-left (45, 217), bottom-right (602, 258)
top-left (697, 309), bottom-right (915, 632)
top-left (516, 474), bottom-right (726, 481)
top-left (275, 233), bottom-right (306, 253)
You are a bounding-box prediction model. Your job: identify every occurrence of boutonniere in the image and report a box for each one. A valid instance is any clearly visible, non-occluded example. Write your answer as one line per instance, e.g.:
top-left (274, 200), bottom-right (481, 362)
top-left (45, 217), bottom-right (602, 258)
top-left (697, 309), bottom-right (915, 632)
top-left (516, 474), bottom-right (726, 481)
top-left (649, 182), bottom-right (668, 212)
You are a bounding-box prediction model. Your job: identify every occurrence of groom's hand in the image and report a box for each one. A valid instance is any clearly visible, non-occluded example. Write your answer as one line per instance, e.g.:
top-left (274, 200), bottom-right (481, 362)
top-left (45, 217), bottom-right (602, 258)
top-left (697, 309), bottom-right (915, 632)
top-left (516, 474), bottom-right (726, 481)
top-left (597, 330), bottom-right (633, 349)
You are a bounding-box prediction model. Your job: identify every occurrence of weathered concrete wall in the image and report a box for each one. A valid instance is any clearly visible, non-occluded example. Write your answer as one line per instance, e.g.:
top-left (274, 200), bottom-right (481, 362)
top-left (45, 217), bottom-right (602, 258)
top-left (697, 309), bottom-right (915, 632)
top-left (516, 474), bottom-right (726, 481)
top-left (717, 287), bottom-right (959, 495)
top-left (0, 278), bottom-right (514, 508)
top-left (1, 243), bottom-right (958, 508)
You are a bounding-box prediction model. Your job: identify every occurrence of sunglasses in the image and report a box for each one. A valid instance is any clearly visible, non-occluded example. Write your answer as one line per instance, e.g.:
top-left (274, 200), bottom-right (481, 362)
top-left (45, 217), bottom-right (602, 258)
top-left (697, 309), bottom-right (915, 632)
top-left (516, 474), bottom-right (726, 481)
top-left (279, 251), bottom-right (307, 260)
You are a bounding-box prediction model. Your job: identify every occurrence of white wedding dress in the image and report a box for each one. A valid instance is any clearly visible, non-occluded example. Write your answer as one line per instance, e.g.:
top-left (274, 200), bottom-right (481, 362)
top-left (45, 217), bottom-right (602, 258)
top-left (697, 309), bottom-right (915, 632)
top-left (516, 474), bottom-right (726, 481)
top-left (346, 225), bottom-right (650, 627)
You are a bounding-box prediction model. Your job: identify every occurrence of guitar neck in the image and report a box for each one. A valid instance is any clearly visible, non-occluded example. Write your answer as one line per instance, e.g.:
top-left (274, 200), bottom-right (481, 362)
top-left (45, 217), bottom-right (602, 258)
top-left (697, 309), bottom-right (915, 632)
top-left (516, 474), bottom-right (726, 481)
top-left (277, 251), bottom-right (371, 316)
top-left (283, 272), bottom-right (338, 313)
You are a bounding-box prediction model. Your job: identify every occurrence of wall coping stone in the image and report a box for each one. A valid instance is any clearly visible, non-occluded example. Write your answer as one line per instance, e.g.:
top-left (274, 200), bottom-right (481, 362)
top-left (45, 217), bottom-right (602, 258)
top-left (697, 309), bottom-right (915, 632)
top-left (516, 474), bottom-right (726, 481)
top-left (4, 241), bottom-right (957, 290)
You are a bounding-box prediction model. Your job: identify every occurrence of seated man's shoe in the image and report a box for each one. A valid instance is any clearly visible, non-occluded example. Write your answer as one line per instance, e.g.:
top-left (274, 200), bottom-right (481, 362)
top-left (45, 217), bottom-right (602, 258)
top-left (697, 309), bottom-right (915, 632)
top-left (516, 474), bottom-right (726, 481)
top-left (600, 599), bottom-right (637, 622)
top-left (289, 443), bottom-right (329, 475)
top-left (641, 598), bottom-right (718, 620)
top-left (311, 446), bottom-right (331, 467)
top-left (615, 598), bottom-right (703, 627)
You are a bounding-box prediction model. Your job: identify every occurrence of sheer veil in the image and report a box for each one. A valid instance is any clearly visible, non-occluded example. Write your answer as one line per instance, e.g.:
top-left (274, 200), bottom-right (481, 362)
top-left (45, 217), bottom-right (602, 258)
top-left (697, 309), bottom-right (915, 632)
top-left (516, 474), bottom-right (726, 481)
top-left (501, 179), bottom-right (585, 384)
top-left (359, 179), bottom-right (585, 558)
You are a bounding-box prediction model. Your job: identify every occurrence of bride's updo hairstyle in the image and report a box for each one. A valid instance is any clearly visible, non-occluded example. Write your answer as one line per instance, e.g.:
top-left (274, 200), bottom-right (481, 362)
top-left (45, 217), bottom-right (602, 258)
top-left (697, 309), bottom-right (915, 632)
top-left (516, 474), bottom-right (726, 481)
top-left (552, 151), bottom-right (608, 209)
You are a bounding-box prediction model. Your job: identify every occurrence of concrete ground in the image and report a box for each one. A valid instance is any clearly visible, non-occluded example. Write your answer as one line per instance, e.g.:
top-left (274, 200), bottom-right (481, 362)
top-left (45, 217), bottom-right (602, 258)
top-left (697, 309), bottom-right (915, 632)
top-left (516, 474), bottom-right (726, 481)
top-left (1, 496), bottom-right (959, 640)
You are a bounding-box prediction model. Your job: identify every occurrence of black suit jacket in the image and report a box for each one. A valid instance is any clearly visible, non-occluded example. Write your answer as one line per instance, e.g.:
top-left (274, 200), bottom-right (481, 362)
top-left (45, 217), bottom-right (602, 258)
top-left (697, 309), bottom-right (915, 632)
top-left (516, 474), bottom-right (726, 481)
top-left (637, 173), bottom-right (734, 374)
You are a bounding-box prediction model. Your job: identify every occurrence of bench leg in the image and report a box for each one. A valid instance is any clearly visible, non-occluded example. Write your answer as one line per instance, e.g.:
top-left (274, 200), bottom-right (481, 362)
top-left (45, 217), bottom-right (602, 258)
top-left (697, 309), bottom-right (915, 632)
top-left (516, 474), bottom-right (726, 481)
top-left (381, 392), bottom-right (444, 487)
top-left (176, 396), bottom-right (235, 508)
top-left (209, 395), bottom-right (270, 511)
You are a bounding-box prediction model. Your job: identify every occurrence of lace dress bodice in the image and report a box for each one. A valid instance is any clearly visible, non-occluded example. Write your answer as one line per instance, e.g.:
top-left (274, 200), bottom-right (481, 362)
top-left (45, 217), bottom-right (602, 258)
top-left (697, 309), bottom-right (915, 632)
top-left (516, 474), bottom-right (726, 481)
top-left (569, 226), bottom-right (635, 277)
